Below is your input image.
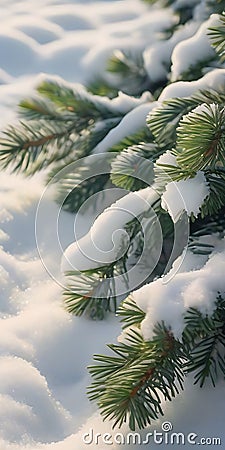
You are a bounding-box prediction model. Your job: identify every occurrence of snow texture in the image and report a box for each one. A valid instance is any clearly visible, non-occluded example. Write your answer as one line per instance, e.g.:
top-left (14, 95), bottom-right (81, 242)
top-left (159, 68), bottom-right (225, 101)
top-left (161, 171), bottom-right (209, 221)
top-left (144, 20), bottom-right (199, 82)
top-left (155, 150), bottom-right (177, 167)
top-left (170, 15), bottom-right (219, 81)
top-left (94, 101), bottom-right (154, 153)
top-left (61, 186), bottom-right (159, 271)
top-left (134, 239), bottom-right (225, 340)
top-left (0, 0), bottom-right (225, 449)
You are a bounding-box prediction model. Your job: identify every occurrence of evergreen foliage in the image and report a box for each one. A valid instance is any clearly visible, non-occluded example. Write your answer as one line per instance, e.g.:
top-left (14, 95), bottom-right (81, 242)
top-left (183, 295), bottom-right (225, 387)
top-left (208, 12), bottom-right (225, 61)
top-left (0, 80), bottom-right (123, 179)
top-left (87, 5), bottom-right (225, 430)
top-left (0, 0), bottom-right (225, 433)
top-left (110, 143), bottom-right (159, 191)
top-left (88, 294), bottom-right (225, 430)
top-left (175, 103), bottom-right (225, 171)
top-left (88, 324), bottom-right (187, 430)
top-left (63, 268), bottom-right (117, 319)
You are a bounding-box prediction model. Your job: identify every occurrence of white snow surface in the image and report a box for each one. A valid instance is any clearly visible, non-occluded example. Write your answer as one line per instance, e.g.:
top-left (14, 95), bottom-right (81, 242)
top-left (0, 1), bottom-right (225, 449)
top-left (94, 101), bottom-right (154, 153)
top-left (134, 240), bottom-right (225, 340)
top-left (161, 171), bottom-right (209, 221)
top-left (170, 14), bottom-right (219, 81)
top-left (143, 19), bottom-right (199, 82)
top-left (159, 68), bottom-right (225, 101)
top-left (61, 186), bottom-right (159, 271)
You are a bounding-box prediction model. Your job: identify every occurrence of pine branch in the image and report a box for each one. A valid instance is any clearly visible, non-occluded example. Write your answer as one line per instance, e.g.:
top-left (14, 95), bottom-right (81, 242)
top-left (62, 205), bottom-right (164, 319)
top-left (88, 324), bottom-right (186, 430)
top-left (155, 165), bottom-right (225, 219)
top-left (206, 0), bottom-right (225, 15)
top-left (190, 208), bottom-right (225, 239)
top-left (19, 81), bottom-right (125, 127)
top-left (109, 127), bottom-right (153, 153)
top-left (0, 112), bottom-right (121, 175)
top-left (175, 103), bottom-right (225, 172)
top-left (57, 173), bottom-right (109, 213)
top-left (63, 243), bottom-right (133, 319)
top-left (208, 13), bottom-right (225, 62)
top-left (37, 80), bottom-right (120, 118)
top-left (49, 120), bottom-right (121, 212)
top-left (88, 50), bottom-right (150, 97)
top-left (87, 77), bottom-right (118, 98)
top-left (188, 238), bottom-right (215, 256)
top-left (0, 119), bottom-right (79, 173)
top-left (107, 51), bottom-right (145, 78)
top-left (148, 97), bottom-right (200, 147)
top-left (110, 143), bottom-right (160, 191)
top-left (63, 267), bottom-right (117, 320)
top-left (1, 1), bottom-right (225, 432)
top-left (88, 294), bottom-right (225, 430)
top-left (200, 168), bottom-right (225, 217)
top-left (147, 89), bottom-right (225, 148)
top-left (106, 50), bottom-right (150, 96)
top-left (117, 296), bottom-right (146, 329)
top-left (194, 89), bottom-right (225, 105)
top-left (19, 97), bottom-right (65, 121)
top-left (175, 56), bottom-right (218, 83)
top-left (154, 161), bottom-right (196, 185)
top-left (183, 296), bottom-right (225, 387)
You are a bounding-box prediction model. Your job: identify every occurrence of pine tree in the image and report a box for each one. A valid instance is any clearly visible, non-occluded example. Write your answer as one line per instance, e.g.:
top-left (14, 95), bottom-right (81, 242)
top-left (0, 0), bottom-right (225, 432)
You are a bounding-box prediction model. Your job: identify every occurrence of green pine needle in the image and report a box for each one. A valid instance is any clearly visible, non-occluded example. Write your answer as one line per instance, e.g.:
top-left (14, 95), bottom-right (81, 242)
top-left (110, 143), bottom-right (159, 191)
top-left (117, 296), bottom-right (146, 329)
top-left (88, 324), bottom-right (186, 430)
top-left (175, 103), bottom-right (225, 171)
top-left (183, 296), bottom-right (225, 386)
top-left (208, 13), bottom-right (225, 62)
top-left (63, 268), bottom-right (117, 320)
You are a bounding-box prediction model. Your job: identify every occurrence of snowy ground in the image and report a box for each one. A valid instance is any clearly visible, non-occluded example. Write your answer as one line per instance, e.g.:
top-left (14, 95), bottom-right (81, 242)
top-left (0, 1), bottom-right (224, 449)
